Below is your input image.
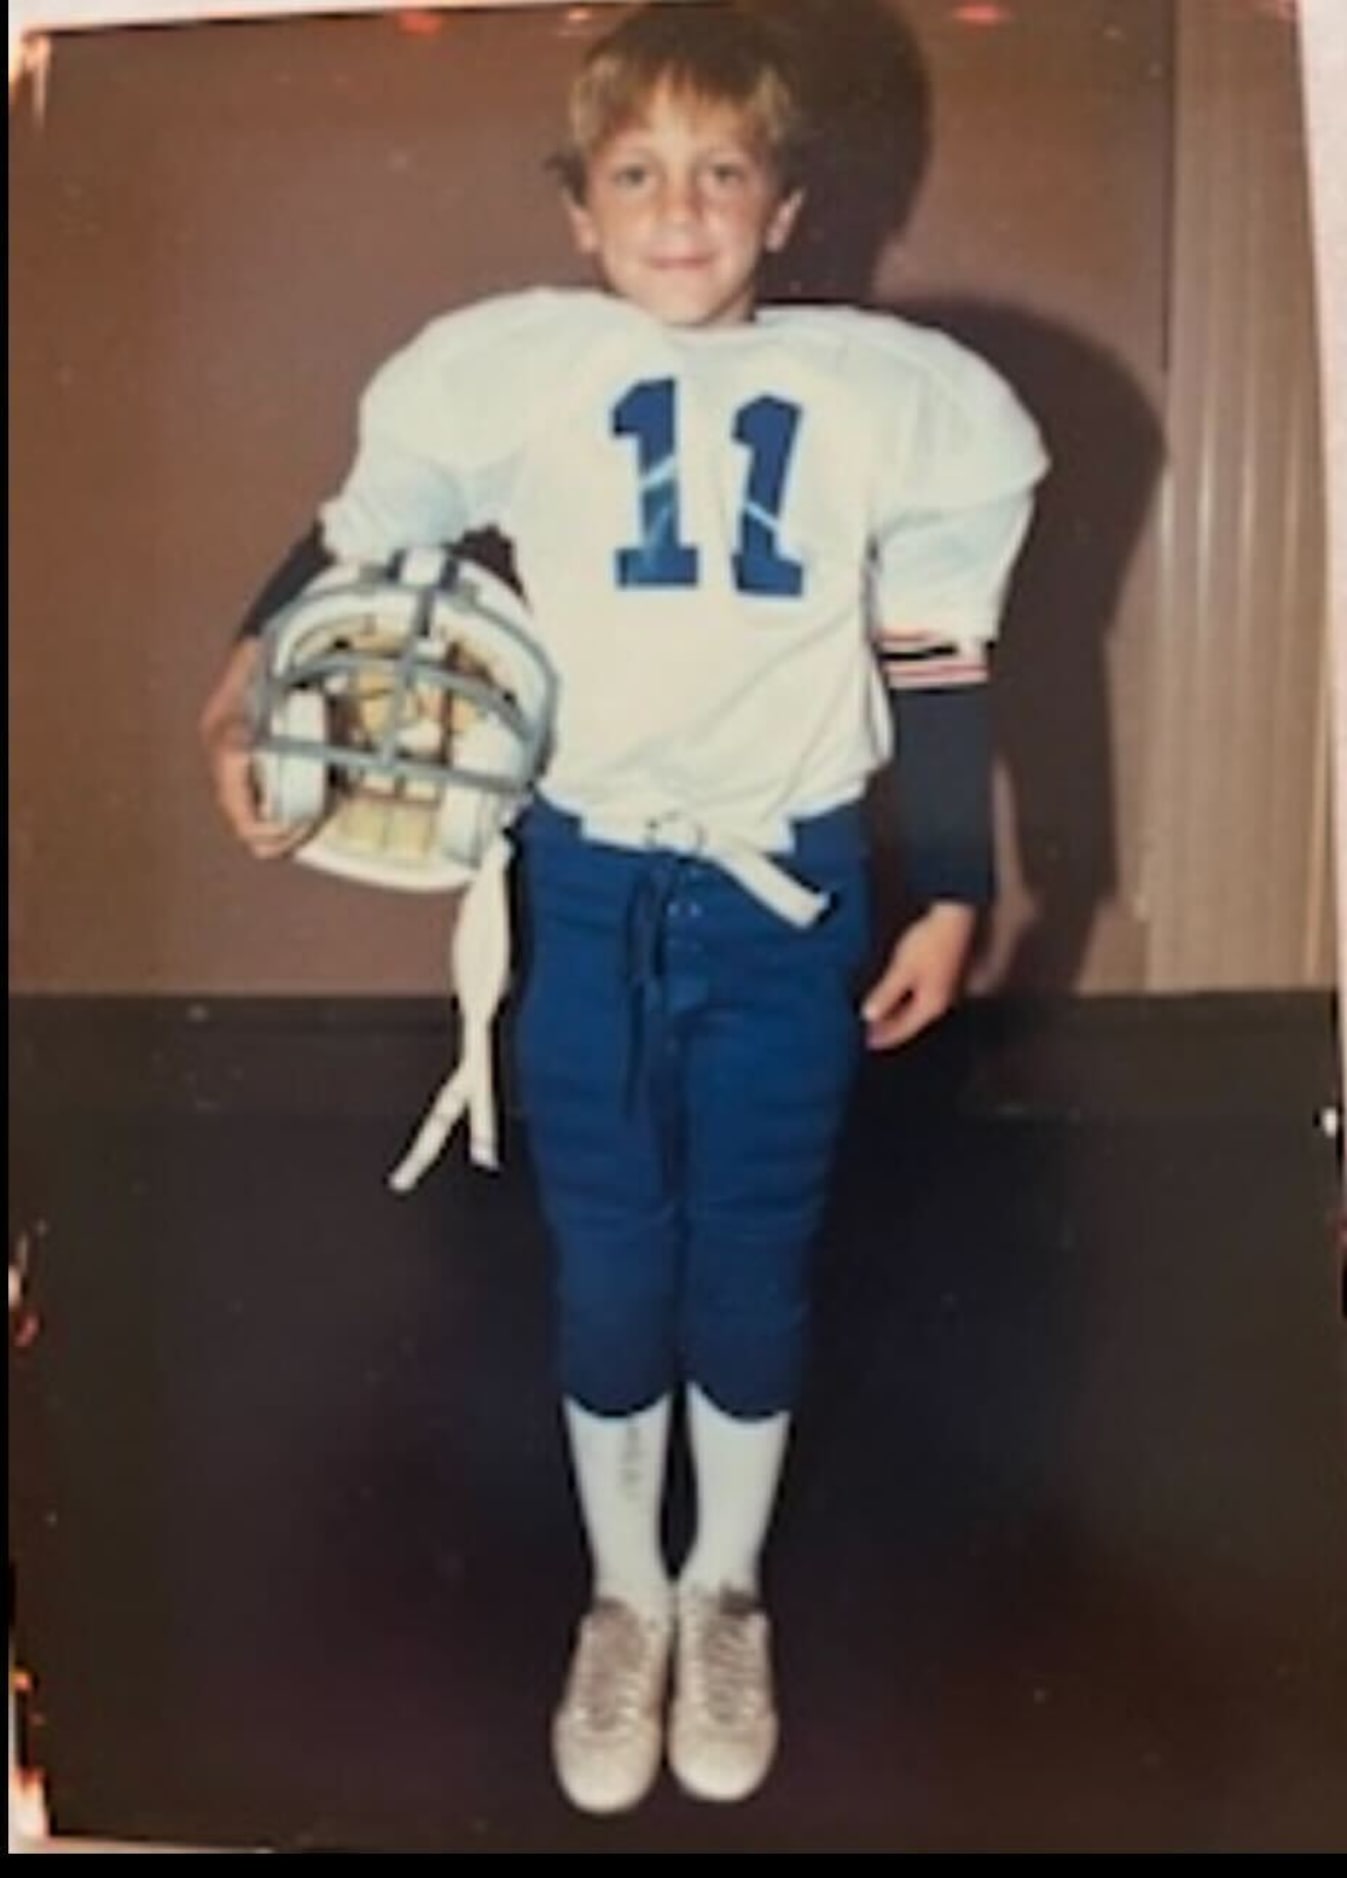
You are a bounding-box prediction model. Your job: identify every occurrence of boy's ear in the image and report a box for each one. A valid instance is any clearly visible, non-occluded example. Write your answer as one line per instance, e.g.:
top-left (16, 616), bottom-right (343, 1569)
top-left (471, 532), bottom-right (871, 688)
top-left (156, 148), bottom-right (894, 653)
top-left (563, 193), bottom-right (599, 257)
top-left (765, 186), bottom-right (806, 254)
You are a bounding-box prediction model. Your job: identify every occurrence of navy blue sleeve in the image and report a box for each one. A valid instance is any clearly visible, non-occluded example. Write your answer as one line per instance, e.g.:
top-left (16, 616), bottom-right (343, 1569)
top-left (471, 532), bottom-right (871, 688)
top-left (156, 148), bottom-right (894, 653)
top-left (888, 685), bottom-right (996, 908)
top-left (233, 524), bottom-right (333, 641)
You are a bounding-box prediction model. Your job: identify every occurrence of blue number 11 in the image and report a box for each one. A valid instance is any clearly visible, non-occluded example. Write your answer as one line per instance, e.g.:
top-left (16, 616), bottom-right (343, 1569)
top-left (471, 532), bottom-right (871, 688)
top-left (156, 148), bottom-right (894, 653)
top-left (613, 378), bottom-right (805, 598)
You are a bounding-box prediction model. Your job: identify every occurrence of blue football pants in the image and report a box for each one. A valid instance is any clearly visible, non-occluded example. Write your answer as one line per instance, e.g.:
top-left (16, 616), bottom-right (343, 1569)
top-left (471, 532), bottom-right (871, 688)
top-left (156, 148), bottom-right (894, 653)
top-left (514, 800), bottom-right (870, 1421)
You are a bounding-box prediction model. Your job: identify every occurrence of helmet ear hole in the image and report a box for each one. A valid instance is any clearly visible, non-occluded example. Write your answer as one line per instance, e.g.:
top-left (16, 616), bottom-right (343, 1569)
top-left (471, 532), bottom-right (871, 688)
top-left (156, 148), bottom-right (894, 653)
top-left (255, 690), bottom-right (329, 827)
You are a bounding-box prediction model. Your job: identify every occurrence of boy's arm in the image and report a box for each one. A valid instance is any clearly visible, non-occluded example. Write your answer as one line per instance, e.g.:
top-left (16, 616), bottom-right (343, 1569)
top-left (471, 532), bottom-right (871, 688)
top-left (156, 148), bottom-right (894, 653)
top-left (200, 633), bottom-right (312, 859)
top-left (858, 323), bottom-right (1048, 1047)
top-left (200, 523), bottom-right (337, 855)
top-left (862, 651), bottom-right (992, 1051)
top-left (200, 306), bottom-right (503, 856)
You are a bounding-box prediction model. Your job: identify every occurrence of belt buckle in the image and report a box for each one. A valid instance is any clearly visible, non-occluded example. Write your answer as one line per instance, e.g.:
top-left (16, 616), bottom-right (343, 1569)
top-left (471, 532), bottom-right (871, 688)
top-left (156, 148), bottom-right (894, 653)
top-left (645, 812), bottom-right (705, 858)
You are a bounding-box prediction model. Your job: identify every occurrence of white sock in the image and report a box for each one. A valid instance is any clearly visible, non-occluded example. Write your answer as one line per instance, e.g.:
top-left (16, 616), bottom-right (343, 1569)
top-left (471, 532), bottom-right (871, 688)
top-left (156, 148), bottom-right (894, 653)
top-left (680, 1385), bottom-right (791, 1603)
top-left (563, 1396), bottom-right (673, 1624)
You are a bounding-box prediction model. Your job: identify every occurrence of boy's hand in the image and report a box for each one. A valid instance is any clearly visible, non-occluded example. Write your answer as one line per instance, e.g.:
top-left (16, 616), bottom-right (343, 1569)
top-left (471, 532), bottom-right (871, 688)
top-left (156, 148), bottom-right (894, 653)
top-left (862, 902), bottom-right (979, 1051)
top-left (199, 639), bottom-right (310, 859)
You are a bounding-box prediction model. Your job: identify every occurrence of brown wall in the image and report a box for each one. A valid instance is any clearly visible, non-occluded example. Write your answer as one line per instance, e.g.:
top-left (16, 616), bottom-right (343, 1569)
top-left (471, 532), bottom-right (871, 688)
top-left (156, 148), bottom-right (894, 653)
top-left (8, 0), bottom-right (1327, 995)
top-left (1144, 0), bottom-right (1333, 990)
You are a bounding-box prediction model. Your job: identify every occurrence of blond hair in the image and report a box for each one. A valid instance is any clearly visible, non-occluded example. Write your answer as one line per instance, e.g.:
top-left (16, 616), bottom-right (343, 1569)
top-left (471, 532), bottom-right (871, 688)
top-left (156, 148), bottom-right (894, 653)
top-left (554, 3), bottom-right (809, 201)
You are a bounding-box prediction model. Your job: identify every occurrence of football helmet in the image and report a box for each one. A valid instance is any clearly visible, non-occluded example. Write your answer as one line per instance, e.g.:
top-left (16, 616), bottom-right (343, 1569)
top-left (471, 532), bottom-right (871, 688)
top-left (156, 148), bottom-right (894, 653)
top-left (250, 544), bottom-right (554, 892)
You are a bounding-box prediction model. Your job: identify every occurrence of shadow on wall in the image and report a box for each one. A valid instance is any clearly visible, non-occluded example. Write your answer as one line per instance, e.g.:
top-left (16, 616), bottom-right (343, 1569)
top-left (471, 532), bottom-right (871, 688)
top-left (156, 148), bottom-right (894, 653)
top-left (748, 0), bottom-right (934, 306)
top-left (751, 0), bottom-right (1166, 996)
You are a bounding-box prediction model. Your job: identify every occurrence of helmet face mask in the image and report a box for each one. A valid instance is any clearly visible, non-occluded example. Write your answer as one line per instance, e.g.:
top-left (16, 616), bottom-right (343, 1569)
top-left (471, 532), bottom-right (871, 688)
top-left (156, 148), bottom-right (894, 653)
top-left (250, 550), bottom-right (554, 892)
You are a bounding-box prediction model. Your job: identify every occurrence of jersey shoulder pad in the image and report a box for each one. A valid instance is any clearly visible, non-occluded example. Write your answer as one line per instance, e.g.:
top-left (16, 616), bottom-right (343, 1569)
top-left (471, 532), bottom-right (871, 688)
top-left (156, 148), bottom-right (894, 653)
top-left (781, 306), bottom-right (1049, 508)
top-left (357, 289), bottom-right (607, 467)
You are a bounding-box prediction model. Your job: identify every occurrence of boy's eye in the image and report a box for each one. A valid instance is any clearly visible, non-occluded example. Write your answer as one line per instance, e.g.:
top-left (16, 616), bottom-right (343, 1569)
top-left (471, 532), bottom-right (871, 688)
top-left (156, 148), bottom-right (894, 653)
top-left (611, 162), bottom-right (651, 189)
top-left (707, 161), bottom-right (750, 186)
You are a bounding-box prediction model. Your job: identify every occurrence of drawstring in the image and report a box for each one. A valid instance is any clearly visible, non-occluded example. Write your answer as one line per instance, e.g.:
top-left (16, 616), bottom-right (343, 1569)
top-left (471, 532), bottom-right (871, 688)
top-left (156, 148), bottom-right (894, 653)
top-left (622, 855), bottom-right (686, 1123)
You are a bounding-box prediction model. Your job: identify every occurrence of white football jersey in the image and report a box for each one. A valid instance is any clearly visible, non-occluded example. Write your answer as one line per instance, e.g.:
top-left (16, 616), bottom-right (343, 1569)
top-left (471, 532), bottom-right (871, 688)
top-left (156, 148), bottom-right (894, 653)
top-left (320, 288), bottom-right (1047, 846)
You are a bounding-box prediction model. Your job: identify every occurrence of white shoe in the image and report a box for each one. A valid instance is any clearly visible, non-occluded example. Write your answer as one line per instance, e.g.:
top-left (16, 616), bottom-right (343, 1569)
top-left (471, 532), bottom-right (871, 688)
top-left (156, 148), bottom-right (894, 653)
top-left (668, 1586), bottom-right (779, 1804)
top-left (551, 1599), bottom-right (672, 1815)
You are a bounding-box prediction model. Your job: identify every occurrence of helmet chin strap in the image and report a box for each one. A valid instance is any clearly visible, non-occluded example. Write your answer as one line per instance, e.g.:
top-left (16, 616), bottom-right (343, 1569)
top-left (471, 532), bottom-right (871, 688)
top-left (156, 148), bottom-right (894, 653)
top-left (386, 832), bottom-right (516, 1191)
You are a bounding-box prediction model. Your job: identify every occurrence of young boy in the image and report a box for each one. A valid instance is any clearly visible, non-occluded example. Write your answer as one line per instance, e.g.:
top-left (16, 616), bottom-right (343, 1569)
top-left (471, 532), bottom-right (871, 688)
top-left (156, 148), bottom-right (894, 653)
top-left (200, 0), bottom-right (1046, 1819)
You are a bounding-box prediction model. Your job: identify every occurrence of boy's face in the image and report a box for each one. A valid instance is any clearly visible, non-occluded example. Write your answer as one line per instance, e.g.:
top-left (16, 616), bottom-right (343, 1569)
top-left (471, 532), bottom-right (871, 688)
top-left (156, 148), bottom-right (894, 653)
top-left (566, 83), bottom-right (803, 330)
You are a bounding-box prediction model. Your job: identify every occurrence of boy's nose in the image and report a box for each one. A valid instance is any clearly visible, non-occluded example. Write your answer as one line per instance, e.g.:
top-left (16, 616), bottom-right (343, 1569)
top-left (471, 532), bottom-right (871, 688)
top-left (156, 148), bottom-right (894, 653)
top-left (657, 174), bottom-right (702, 222)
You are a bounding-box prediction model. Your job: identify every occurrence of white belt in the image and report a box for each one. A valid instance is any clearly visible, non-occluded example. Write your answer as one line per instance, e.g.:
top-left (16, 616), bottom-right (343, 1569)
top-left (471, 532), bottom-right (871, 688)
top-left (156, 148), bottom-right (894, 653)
top-left (581, 807), bottom-right (831, 930)
top-left (385, 806), bottom-right (832, 1194)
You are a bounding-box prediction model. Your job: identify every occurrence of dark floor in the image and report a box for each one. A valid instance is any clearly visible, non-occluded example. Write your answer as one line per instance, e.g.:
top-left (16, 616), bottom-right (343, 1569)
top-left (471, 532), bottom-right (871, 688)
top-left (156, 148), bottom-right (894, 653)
top-left (9, 995), bottom-right (1347, 1853)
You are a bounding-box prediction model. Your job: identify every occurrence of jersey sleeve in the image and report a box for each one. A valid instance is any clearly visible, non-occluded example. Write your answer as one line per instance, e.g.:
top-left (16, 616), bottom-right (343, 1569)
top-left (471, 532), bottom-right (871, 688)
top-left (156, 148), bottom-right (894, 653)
top-left (318, 291), bottom-right (555, 565)
top-left (867, 332), bottom-right (1048, 665)
top-left (860, 325), bottom-right (1047, 909)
